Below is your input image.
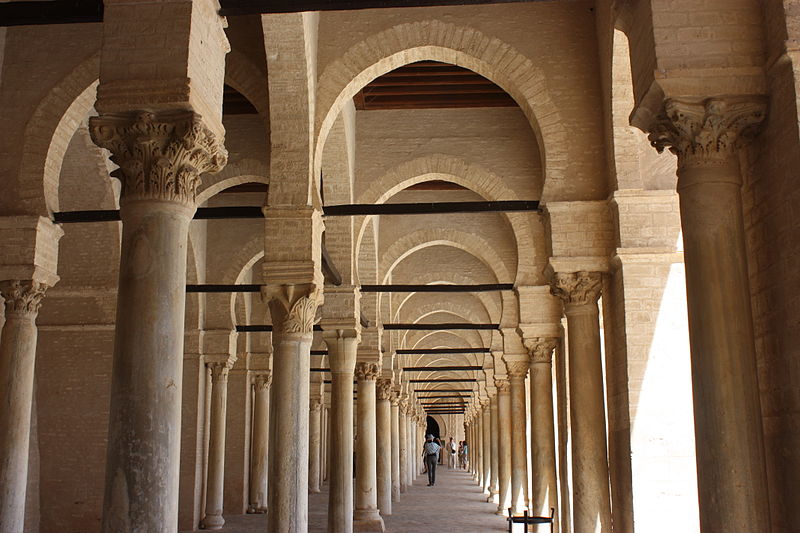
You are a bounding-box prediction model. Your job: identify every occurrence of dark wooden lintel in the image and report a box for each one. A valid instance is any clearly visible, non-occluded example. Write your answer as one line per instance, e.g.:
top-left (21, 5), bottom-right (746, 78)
top-left (0, 1), bottom-right (103, 27)
top-left (410, 378), bottom-right (477, 383)
top-left (385, 323), bottom-right (499, 330)
top-left (403, 366), bottom-right (482, 371)
top-left (219, 0), bottom-right (538, 16)
top-left (323, 201), bottom-right (538, 216)
top-left (397, 348), bottom-right (491, 354)
top-left (414, 388), bottom-right (473, 393)
top-left (363, 284), bottom-right (512, 293)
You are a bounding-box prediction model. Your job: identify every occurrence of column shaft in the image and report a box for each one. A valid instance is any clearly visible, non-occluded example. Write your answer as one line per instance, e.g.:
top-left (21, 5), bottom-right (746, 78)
top-left (248, 373), bottom-right (271, 513)
top-left (530, 355), bottom-right (559, 528)
top-left (309, 399), bottom-right (322, 493)
top-left (0, 281), bottom-right (46, 533)
top-left (508, 363), bottom-right (530, 515)
top-left (489, 396), bottom-right (500, 503)
top-left (482, 406), bottom-right (492, 492)
top-left (496, 381), bottom-right (512, 515)
top-left (201, 364), bottom-right (229, 529)
top-left (326, 333), bottom-right (357, 533)
top-left (354, 363), bottom-right (384, 532)
top-left (398, 408), bottom-right (408, 493)
top-left (376, 380), bottom-right (392, 515)
top-left (390, 399), bottom-right (401, 501)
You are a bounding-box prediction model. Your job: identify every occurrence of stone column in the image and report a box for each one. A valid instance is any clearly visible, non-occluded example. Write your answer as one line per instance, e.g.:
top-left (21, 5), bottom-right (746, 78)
top-left (354, 362), bottom-right (384, 532)
top-left (482, 403), bottom-right (492, 492)
top-left (248, 372), bottom-right (271, 513)
top-left (321, 401), bottom-right (329, 486)
top-left (488, 394), bottom-right (500, 504)
top-left (507, 360), bottom-right (530, 515)
top-left (398, 399), bottom-right (409, 493)
top-left (376, 380), bottom-right (393, 515)
top-left (264, 285), bottom-right (320, 533)
top-left (496, 378), bottom-right (512, 515)
top-left (648, 97), bottom-right (770, 533)
top-left (309, 397), bottom-right (323, 493)
top-left (201, 362), bottom-right (230, 529)
top-left (524, 338), bottom-right (559, 528)
top-left (0, 281), bottom-right (48, 533)
top-left (551, 272), bottom-right (611, 532)
top-left (89, 112), bottom-right (226, 533)
top-left (324, 330), bottom-right (358, 533)
top-left (390, 394), bottom-right (401, 501)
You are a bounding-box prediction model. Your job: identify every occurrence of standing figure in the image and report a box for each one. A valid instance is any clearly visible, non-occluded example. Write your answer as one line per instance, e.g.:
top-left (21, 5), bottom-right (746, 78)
top-left (422, 435), bottom-right (441, 486)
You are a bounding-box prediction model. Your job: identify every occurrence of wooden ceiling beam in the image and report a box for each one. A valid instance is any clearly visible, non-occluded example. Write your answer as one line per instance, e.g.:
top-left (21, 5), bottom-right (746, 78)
top-left (219, 0), bottom-right (539, 16)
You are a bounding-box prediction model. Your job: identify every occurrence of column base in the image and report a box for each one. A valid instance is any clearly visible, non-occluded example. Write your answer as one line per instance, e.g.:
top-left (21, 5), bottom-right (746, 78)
top-left (495, 507), bottom-right (510, 517)
top-left (200, 513), bottom-right (225, 529)
top-left (487, 491), bottom-right (499, 504)
top-left (247, 505), bottom-right (267, 514)
top-left (353, 509), bottom-right (385, 532)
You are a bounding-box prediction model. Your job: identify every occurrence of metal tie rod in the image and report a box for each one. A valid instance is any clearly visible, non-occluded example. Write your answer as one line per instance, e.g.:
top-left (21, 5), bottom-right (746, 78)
top-left (385, 323), bottom-right (499, 330)
top-left (397, 348), bottom-right (491, 354)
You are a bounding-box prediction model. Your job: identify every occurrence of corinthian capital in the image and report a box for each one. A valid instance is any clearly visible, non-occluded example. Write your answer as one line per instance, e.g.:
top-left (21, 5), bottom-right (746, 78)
top-left (355, 362), bottom-right (380, 382)
top-left (505, 360), bottom-right (530, 380)
top-left (265, 284), bottom-right (321, 336)
top-left (0, 280), bottom-right (48, 317)
top-left (377, 378), bottom-right (394, 400)
top-left (550, 271), bottom-right (602, 307)
top-left (253, 372), bottom-right (272, 391)
top-left (494, 378), bottom-right (510, 394)
top-left (89, 110), bottom-right (227, 206)
top-left (648, 97), bottom-right (767, 169)
top-left (524, 337), bottom-right (558, 364)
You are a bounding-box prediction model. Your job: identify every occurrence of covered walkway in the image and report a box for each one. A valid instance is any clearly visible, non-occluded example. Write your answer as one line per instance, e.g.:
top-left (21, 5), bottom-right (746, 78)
top-left (216, 468), bottom-right (507, 533)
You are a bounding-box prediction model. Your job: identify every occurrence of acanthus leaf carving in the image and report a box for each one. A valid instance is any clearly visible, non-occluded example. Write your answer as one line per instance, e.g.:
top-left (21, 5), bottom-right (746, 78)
top-left (253, 372), bottom-right (272, 391)
top-left (266, 284), bottom-right (320, 336)
top-left (355, 362), bottom-right (380, 382)
top-left (505, 360), bottom-right (530, 379)
top-left (524, 337), bottom-right (558, 364)
top-left (0, 280), bottom-right (48, 317)
top-left (376, 378), bottom-right (394, 400)
top-left (550, 271), bottom-right (602, 307)
top-left (494, 378), bottom-right (510, 393)
top-left (648, 97), bottom-right (767, 169)
top-left (89, 110), bottom-right (227, 206)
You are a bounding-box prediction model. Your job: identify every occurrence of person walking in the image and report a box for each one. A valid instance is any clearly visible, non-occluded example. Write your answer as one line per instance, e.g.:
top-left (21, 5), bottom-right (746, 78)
top-left (422, 434), bottom-right (441, 486)
top-left (459, 440), bottom-right (468, 470)
top-left (447, 437), bottom-right (457, 469)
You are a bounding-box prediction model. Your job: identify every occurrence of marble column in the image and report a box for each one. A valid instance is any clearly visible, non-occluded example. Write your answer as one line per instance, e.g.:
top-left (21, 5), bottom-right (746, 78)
top-left (376, 380), bottom-right (393, 516)
top-left (398, 400), bottom-right (409, 493)
top-left (325, 331), bottom-right (358, 533)
top-left (354, 363), bottom-right (384, 531)
top-left (309, 397), bottom-right (323, 493)
top-left (482, 403), bottom-right (492, 493)
top-left (524, 338), bottom-right (559, 528)
top-left (321, 402), bottom-right (328, 486)
top-left (265, 285), bottom-right (319, 533)
top-left (201, 363), bottom-right (230, 529)
top-left (496, 378), bottom-right (512, 515)
top-left (507, 360), bottom-right (530, 515)
top-left (489, 394), bottom-right (500, 504)
top-left (390, 394), bottom-right (401, 501)
top-left (0, 281), bottom-right (48, 533)
top-left (89, 111), bottom-right (226, 533)
top-left (551, 272), bottom-right (611, 532)
top-left (248, 372), bottom-right (271, 513)
top-left (648, 97), bottom-right (770, 532)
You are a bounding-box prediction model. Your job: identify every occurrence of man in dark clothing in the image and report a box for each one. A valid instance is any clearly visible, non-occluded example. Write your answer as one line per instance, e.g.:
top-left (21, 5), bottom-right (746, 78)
top-left (422, 434), bottom-right (441, 486)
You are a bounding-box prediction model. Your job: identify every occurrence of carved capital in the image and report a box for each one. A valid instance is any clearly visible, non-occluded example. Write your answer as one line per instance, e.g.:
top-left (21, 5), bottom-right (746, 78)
top-left (89, 110), bottom-right (227, 206)
top-left (524, 337), bottom-right (558, 365)
top-left (310, 398), bottom-right (322, 412)
top-left (266, 284), bottom-right (321, 336)
top-left (505, 360), bottom-right (530, 380)
top-left (390, 391), bottom-right (401, 406)
top-left (355, 362), bottom-right (380, 382)
top-left (208, 362), bottom-right (229, 383)
top-left (0, 280), bottom-right (48, 317)
top-left (253, 372), bottom-right (272, 391)
top-left (377, 378), bottom-right (393, 400)
top-left (550, 271), bottom-right (602, 307)
top-left (494, 378), bottom-right (510, 394)
top-left (648, 97), bottom-right (767, 170)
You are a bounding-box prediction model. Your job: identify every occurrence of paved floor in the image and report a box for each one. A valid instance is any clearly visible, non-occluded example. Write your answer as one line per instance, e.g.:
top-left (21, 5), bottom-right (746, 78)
top-left (216, 468), bottom-right (508, 532)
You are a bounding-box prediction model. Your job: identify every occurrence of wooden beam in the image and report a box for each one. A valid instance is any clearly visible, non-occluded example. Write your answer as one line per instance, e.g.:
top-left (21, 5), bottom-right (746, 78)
top-left (397, 348), bottom-right (491, 354)
top-left (414, 388), bottom-right (473, 393)
top-left (323, 200), bottom-right (538, 216)
top-left (236, 325), bottom-right (323, 332)
top-left (190, 284), bottom-right (261, 293)
top-left (0, 0), bottom-right (103, 26)
top-left (403, 366), bottom-right (483, 371)
top-left (409, 378), bottom-right (477, 383)
top-left (362, 284), bottom-right (513, 293)
top-left (384, 323), bottom-right (499, 330)
top-left (219, 0), bottom-right (538, 16)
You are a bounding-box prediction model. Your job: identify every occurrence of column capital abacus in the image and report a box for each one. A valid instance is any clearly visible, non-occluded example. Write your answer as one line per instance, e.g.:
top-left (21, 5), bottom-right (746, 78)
top-left (648, 96), bottom-right (767, 173)
top-left (524, 337), bottom-right (558, 365)
top-left (253, 372), bottom-right (272, 391)
top-left (355, 361), bottom-right (380, 382)
top-left (0, 280), bottom-right (48, 318)
top-left (550, 271), bottom-right (602, 308)
top-left (89, 110), bottom-right (227, 207)
top-left (376, 378), bottom-right (393, 400)
top-left (265, 283), bottom-right (321, 336)
top-left (494, 378), bottom-right (510, 394)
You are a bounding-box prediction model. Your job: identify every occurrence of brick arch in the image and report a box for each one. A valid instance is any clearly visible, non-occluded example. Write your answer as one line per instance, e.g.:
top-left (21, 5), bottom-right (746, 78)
top-left (196, 159), bottom-right (269, 204)
top-left (17, 53), bottom-right (100, 215)
top-left (359, 154), bottom-right (540, 283)
top-left (396, 294), bottom-right (492, 325)
top-left (314, 20), bottom-right (568, 197)
top-left (381, 229), bottom-right (512, 284)
top-left (225, 49), bottom-right (269, 120)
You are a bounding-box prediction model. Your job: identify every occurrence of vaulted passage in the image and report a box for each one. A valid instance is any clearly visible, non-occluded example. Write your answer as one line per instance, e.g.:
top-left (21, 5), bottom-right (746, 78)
top-left (0, 2), bottom-right (797, 533)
